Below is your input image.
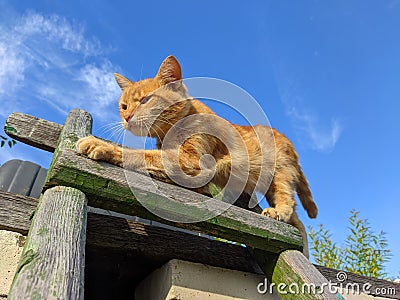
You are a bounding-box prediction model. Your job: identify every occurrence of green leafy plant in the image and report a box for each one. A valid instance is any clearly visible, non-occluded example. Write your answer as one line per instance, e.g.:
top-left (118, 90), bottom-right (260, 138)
top-left (309, 210), bottom-right (392, 279)
top-left (0, 134), bottom-right (16, 149)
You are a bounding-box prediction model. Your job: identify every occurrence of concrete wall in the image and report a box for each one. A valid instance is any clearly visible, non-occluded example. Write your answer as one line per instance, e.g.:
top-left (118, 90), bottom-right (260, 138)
top-left (0, 230), bottom-right (25, 299)
top-left (136, 259), bottom-right (280, 300)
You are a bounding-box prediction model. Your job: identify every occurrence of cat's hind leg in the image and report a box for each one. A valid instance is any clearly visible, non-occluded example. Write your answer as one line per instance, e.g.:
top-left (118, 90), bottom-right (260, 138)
top-left (262, 167), bottom-right (296, 223)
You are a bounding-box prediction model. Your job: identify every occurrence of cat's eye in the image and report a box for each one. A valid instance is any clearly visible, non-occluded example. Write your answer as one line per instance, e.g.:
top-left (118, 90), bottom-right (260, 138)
top-left (121, 104), bottom-right (127, 110)
top-left (140, 96), bottom-right (151, 104)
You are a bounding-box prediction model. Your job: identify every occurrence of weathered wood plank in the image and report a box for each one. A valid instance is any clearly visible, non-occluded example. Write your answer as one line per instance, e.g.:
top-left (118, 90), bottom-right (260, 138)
top-left (8, 186), bottom-right (87, 300)
top-left (4, 112), bottom-right (125, 154)
top-left (4, 112), bottom-right (62, 152)
top-left (0, 190), bottom-right (37, 235)
top-left (87, 212), bottom-right (263, 275)
top-left (0, 190), bottom-right (260, 275)
top-left (44, 108), bottom-right (93, 188)
top-left (45, 148), bottom-right (303, 253)
top-left (55, 109), bottom-right (92, 151)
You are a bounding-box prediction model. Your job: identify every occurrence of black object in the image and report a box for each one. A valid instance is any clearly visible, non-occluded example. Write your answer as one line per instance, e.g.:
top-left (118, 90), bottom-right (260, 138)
top-left (0, 159), bottom-right (47, 198)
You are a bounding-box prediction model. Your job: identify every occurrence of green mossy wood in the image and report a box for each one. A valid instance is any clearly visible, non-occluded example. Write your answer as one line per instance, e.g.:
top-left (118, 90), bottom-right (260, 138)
top-left (45, 148), bottom-right (302, 253)
top-left (8, 186), bottom-right (87, 300)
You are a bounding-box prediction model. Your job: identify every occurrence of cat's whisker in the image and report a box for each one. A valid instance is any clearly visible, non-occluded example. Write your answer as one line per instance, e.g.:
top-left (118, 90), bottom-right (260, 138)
top-left (96, 121), bottom-right (123, 132)
top-left (95, 122), bottom-right (124, 137)
top-left (114, 129), bottom-right (125, 145)
top-left (102, 124), bottom-right (125, 143)
top-left (109, 127), bottom-right (126, 143)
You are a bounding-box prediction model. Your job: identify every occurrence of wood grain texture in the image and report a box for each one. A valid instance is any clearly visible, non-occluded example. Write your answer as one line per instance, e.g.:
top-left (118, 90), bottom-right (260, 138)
top-left (44, 109), bottom-right (92, 184)
top-left (4, 112), bottom-right (62, 152)
top-left (87, 212), bottom-right (263, 275)
top-left (46, 148), bottom-right (303, 253)
top-left (55, 109), bottom-right (92, 151)
top-left (0, 190), bottom-right (37, 235)
top-left (8, 186), bottom-right (87, 300)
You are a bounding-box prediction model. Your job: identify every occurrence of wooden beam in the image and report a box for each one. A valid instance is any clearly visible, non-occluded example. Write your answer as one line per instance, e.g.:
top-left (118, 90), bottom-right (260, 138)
top-left (87, 212), bottom-right (263, 275)
top-left (45, 148), bottom-right (302, 253)
top-left (0, 190), bottom-right (37, 235)
top-left (4, 112), bottom-right (62, 152)
top-left (4, 112), bottom-right (118, 153)
top-left (8, 186), bottom-right (87, 300)
top-left (0, 189), bottom-right (260, 274)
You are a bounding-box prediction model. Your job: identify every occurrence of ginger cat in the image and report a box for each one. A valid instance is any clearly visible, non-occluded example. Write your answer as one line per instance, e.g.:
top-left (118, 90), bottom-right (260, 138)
top-left (77, 55), bottom-right (318, 257)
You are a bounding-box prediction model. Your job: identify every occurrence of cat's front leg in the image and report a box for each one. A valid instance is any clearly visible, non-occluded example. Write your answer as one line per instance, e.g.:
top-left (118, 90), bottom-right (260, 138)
top-left (76, 136), bottom-right (123, 166)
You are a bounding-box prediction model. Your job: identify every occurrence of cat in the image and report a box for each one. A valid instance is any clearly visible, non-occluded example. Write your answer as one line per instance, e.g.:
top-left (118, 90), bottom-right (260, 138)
top-left (76, 55), bottom-right (318, 257)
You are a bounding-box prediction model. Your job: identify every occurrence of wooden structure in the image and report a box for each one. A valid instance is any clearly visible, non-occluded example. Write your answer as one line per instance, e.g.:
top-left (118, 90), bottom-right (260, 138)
top-left (1, 110), bottom-right (398, 299)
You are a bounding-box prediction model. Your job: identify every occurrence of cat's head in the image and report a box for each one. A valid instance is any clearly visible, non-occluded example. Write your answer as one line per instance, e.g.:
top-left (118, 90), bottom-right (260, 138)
top-left (114, 55), bottom-right (191, 138)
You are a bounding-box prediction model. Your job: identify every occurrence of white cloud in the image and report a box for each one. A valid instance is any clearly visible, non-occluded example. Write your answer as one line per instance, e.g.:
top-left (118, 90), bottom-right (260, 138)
top-left (77, 61), bottom-right (121, 110)
top-left (0, 10), bottom-right (121, 121)
top-left (13, 12), bottom-right (101, 56)
top-left (287, 106), bottom-right (343, 152)
top-left (0, 42), bottom-right (25, 95)
top-left (278, 79), bottom-right (343, 153)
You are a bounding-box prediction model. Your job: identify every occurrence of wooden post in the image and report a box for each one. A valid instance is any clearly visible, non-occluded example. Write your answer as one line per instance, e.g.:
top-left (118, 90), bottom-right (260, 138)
top-left (54, 109), bottom-right (92, 151)
top-left (252, 249), bottom-right (343, 300)
top-left (8, 109), bottom-right (92, 299)
top-left (8, 186), bottom-right (88, 300)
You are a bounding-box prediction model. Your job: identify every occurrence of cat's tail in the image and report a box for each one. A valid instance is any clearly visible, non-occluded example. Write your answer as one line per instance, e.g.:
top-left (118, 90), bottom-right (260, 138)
top-left (296, 166), bottom-right (318, 218)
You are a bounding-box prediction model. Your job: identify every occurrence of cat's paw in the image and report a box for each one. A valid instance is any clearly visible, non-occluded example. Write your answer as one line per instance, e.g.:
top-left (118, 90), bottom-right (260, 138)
top-left (76, 136), bottom-right (114, 162)
top-left (261, 208), bottom-right (281, 221)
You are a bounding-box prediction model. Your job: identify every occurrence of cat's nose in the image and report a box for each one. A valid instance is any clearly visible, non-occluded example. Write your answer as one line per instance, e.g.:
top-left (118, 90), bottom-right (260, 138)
top-left (124, 115), bottom-right (131, 122)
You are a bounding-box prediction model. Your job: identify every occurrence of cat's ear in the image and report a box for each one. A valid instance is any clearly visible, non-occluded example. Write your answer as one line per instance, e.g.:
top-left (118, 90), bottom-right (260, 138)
top-left (114, 73), bottom-right (132, 91)
top-left (156, 55), bottom-right (182, 85)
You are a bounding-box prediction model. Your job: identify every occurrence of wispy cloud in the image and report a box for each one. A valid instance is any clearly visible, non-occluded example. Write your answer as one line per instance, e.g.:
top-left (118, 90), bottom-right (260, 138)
top-left (13, 12), bottom-right (101, 56)
top-left (278, 80), bottom-right (343, 153)
top-left (0, 10), bottom-right (121, 120)
top-left (286, 105), bottom-right (343, 152)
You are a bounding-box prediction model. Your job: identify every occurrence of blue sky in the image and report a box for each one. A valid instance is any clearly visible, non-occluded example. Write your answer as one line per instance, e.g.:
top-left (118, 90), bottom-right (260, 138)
top-left (0, 1), bottom-right (399, 276)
